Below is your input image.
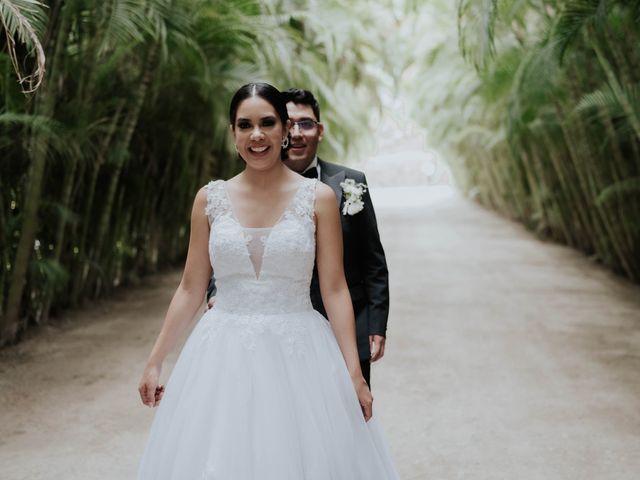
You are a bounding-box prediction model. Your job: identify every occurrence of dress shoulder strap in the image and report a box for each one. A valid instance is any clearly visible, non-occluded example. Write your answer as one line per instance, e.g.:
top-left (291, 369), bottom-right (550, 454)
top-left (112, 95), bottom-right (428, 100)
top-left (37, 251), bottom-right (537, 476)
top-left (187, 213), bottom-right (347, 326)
top-left (292, 178), bottom-right (318, 221)
top-left (204, 179), bottom-right (228, 225)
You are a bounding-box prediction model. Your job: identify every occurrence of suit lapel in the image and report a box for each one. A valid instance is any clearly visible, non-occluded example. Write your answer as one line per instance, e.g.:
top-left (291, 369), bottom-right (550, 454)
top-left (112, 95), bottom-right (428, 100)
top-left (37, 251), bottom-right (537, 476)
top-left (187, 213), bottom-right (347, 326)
top-left (319, 159), bottom-right (345, 207)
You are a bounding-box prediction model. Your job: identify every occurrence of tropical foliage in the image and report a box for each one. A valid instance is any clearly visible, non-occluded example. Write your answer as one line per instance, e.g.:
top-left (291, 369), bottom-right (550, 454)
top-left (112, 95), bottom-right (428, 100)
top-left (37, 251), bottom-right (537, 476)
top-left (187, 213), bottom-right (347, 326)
top-left (2, 0), bottom-right (639, 345)
top-left (404, 0), bottom-right (640, 281)
top-left (0, 0), bottom-right (382, 345)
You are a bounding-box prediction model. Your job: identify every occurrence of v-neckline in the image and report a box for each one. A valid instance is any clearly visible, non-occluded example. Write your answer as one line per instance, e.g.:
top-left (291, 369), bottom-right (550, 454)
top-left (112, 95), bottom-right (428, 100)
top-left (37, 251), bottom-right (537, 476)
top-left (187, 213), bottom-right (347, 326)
top-left (222, 179), bottom-right (305, 281)
top-left (241, 226), bottom-right (271, 280)
top-left (222, 179), bottom-right (305, 230)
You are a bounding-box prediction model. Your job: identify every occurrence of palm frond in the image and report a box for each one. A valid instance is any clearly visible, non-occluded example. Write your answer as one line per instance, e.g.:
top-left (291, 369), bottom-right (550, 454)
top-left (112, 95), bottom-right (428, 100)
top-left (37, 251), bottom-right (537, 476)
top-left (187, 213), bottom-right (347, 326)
top-left (0, 0), bottom-right (47, 92)
top-left (29, 257), bottom-right (69, 291)
top-left (0, 111), bottom-right (82, 162)
top-left (40, 200), bottom-right (80, 226)
top-left (454, 124), bottom-right (506, 150)
top-left (574, 82), bottom-right (640, 123)
top-left (457, 0), bottom-right (499, 71)
top-left (98, 0), bottom-right (157, 55)
top-left (550, 0), bottom-right (608, 63)
top-left (596, 177), bottom-right (640, 206)
top-left (0, 111), bottom-right (56, 132)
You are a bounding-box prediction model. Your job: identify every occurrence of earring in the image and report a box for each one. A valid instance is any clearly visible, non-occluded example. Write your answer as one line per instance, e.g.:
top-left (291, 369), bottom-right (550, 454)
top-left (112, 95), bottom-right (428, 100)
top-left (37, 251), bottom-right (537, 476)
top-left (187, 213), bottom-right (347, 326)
top-left (234, 144), bottom-right (239, 153)
top-left (281, 137), bottom-right (289, 149)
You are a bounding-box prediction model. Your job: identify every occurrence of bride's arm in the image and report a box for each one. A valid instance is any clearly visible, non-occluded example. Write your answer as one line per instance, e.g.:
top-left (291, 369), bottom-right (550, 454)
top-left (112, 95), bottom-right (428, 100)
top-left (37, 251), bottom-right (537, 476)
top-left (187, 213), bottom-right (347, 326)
top-left (315, 183), bottom-right (373, 420)
top-left (138, 186), bottom-right (212, 407)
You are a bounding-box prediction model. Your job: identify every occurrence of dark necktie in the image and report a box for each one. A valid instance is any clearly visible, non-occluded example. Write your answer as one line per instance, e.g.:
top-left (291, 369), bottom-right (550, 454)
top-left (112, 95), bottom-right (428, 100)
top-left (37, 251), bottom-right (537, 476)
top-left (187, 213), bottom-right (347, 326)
top-left (303, 168), bottom-right (318, 179)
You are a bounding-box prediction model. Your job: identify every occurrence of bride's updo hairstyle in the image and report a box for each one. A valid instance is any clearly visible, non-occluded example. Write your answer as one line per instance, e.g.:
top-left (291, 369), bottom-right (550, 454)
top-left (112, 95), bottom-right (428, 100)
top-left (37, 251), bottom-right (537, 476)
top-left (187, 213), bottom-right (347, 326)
top-left (229, 82), bottom-right (290, 160)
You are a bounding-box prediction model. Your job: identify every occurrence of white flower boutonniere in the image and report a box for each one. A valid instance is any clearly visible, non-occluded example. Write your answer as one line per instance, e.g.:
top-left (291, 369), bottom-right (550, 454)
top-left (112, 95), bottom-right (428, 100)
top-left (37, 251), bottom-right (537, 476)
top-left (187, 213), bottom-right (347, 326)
top-left (339, 178), bottom-right (367, 215)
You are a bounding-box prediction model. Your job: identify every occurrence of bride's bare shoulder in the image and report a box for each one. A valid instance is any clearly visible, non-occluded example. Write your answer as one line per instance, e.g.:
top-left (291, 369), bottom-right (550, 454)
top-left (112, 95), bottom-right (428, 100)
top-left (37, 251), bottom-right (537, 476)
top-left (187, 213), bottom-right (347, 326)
top-left (314, 183), bottom-right (338, 220)
top-left (193, 186), bottom-right (209, 210)
top-left (315, 182), bottom-right (335, 202)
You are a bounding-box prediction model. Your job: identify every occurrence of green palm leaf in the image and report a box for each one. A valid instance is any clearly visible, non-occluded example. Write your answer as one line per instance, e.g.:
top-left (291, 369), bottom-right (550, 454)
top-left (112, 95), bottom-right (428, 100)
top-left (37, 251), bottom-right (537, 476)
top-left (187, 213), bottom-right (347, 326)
top-left (574, 81), bottom-right (640, 138)
top-left (596, 177), bottom-right (640, 206)
top-left (0, 0), bottom-right (47, 91)
top-left (457, 0), bottom-right (498, 71)
top-left (551, 0), bottom-right (607, 63)
top-left (29, 257), bottom-right (69, 292)
top-left (0, 111), bottom-right (82, 162)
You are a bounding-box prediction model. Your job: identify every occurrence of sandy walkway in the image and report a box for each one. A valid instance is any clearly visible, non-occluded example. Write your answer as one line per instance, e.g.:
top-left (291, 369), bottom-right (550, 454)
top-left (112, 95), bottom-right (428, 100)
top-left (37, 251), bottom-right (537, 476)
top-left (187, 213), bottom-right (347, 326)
top-left (1, 186), bottom-right (639, 479)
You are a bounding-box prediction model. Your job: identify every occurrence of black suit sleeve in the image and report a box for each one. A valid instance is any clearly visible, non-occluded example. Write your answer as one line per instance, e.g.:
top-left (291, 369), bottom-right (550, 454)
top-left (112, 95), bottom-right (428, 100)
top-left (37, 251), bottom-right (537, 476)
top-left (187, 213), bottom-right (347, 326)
top-left (206, 275), bottom-right (216, 300)
top-left (356, 173), bottom-right (390, 337)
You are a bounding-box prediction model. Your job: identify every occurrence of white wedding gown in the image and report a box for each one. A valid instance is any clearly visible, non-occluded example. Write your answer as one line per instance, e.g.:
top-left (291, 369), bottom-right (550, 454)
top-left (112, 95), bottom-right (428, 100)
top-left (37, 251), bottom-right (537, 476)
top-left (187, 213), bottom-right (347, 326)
top-left (138, 178), bottom-right (399, 479)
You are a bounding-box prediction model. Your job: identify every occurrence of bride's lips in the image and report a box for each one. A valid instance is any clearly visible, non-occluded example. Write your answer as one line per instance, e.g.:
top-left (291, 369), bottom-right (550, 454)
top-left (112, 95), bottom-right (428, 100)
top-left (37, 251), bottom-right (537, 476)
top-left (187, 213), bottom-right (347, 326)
top-left (248, 145), bottom-right (270, 156)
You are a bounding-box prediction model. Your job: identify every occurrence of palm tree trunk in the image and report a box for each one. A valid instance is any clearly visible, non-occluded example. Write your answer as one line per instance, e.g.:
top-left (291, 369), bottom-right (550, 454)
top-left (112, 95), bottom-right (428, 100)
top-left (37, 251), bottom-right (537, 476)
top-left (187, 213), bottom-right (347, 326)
top-left (39, 158), bottom-right (77, 323)
top-left (537, 129), bottom-right (575, 246)
top-left (0, 176), bottom-right (8, 316)
top-left (89, 41), bottom-right (160, 294)
top-left (1, 5), bottom-right (72, 345)
top-left (69, 102), bottom-right (125, 306)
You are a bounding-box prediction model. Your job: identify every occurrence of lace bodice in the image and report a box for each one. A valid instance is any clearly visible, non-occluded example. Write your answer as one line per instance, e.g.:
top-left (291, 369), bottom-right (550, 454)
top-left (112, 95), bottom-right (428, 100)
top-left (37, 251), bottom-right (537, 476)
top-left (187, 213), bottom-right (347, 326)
top-left (205, 178), bottom-right (317, 315)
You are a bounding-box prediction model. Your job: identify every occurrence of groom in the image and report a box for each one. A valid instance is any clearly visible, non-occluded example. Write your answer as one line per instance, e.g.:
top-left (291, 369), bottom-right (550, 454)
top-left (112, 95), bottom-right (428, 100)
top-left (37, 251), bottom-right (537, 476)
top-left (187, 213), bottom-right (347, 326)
top-left (281, 88), bottom-right (390, 386)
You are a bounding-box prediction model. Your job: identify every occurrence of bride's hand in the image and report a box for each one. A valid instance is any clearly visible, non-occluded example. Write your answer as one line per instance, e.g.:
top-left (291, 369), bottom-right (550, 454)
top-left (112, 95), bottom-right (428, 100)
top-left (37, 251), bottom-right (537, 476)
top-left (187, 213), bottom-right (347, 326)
top-left (139, 363), bottom-right (164, 407)
top-left (353, 376), bottom-right (373, 422)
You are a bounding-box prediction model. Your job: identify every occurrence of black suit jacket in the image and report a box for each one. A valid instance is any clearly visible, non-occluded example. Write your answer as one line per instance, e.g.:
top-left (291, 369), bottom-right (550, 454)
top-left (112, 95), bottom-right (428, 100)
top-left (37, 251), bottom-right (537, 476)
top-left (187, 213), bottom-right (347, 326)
top-left (206, 160), bottom-right (390, 360)
top-left (311, 159), bottom-right (390, 360)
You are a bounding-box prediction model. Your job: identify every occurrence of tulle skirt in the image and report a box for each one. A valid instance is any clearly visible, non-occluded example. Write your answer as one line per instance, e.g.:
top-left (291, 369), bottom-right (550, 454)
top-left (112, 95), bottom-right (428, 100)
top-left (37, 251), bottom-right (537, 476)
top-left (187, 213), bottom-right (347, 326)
top-left (138, 307), bottom-right (399, 479)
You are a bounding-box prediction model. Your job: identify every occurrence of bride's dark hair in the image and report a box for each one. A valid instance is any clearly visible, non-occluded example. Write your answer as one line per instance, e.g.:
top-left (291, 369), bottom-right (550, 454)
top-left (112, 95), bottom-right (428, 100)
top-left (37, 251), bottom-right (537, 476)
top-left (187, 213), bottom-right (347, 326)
top-left (229, 83), bottom-right (290, 160)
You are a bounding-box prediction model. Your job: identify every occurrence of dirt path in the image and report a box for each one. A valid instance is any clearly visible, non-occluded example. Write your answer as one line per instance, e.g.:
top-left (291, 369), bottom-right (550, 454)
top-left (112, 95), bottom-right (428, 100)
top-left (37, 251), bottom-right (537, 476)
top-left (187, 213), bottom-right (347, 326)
top-left (2, 186), bottom-right (639, 479)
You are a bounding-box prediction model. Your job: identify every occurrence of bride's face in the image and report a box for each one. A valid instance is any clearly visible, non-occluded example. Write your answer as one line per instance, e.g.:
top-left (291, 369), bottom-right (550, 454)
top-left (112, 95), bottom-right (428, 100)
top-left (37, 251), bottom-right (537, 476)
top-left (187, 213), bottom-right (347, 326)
top-left (231, 96), bottom-right (289, 170)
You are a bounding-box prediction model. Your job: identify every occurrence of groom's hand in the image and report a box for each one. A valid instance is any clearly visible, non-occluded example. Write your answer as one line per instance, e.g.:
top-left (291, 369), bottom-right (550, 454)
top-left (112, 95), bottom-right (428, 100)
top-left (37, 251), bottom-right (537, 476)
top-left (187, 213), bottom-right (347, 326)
top-left (369, 335), bottom-right (386, 362)
top-left (206, 296), bottom-right (216, 310)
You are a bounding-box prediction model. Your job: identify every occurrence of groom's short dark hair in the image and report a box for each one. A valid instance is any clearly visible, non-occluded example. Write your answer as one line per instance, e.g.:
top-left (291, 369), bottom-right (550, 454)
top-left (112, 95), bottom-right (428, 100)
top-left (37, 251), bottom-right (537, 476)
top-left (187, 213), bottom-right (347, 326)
top-left (282, 88), bottom-right (321, 122)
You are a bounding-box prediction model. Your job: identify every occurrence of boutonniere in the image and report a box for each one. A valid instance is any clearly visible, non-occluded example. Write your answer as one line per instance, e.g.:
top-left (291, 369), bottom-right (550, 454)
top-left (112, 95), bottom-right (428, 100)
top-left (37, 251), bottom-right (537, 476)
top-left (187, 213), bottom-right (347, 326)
top-left (339, 178), bottom-right (367, 215)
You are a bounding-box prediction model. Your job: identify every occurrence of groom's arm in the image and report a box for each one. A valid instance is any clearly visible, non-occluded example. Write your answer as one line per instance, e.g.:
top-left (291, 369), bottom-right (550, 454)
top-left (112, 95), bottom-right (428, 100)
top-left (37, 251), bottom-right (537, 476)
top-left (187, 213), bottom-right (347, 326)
top-left (206, 275), bottom-right (216, 301)
top-left (356, 173), bottom-right (390, 338)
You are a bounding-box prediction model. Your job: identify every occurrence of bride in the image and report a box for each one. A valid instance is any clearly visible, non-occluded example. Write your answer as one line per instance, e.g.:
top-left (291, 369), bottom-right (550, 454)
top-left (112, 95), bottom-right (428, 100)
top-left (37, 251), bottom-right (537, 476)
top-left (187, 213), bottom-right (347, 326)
top-left (137, 82), bottom-right (398, 479)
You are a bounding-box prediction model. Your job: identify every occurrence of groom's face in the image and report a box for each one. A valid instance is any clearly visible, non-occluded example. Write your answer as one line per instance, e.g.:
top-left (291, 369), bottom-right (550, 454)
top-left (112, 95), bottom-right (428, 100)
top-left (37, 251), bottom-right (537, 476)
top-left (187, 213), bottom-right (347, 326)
top-left (284, 102), bottom-right (324, 173)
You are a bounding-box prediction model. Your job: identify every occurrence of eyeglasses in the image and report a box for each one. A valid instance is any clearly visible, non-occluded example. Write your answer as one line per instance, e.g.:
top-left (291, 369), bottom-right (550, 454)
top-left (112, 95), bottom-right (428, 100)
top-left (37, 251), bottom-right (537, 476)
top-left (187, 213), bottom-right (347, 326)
top-left (290, 120), bottom-right (318, 131)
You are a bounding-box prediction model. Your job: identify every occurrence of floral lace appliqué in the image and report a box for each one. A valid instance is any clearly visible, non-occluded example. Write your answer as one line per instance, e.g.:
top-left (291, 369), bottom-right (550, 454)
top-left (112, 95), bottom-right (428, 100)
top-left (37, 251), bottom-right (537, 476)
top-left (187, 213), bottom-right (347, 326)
top-left (204, 180), bottom-right (229, 225)
top-left (201, 178), bottom-right (318, 355)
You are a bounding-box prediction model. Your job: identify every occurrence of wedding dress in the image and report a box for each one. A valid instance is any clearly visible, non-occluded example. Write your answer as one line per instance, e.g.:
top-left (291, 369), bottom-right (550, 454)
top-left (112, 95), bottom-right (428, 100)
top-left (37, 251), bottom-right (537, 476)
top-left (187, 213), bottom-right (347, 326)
top-left (138, 178), bottom-right (399, 479)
